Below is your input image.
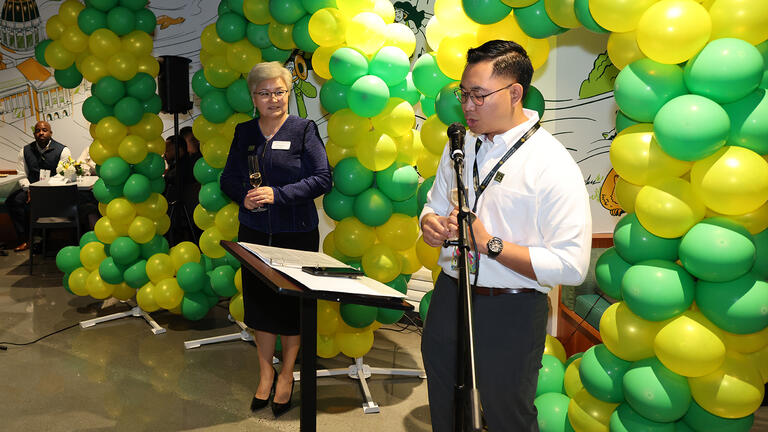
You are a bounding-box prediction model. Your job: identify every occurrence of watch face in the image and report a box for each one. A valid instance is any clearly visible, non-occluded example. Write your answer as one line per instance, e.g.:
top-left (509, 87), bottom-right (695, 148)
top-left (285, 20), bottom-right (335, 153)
top-left (488, 237), bottom-right (503, 255)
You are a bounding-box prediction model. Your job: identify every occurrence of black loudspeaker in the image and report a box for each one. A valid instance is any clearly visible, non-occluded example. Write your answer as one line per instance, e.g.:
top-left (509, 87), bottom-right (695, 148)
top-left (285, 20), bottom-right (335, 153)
top-left (158, 55), bottom-right (193, 114)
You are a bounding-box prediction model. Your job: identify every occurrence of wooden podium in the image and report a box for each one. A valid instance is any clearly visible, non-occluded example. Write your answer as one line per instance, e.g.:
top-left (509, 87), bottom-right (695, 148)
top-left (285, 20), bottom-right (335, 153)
top-left (221, 241), bottom-right (414, 432)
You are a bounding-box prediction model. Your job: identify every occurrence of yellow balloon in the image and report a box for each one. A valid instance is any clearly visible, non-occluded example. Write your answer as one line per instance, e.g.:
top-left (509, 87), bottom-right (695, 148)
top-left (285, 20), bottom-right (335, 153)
top-left (169, 241), bottom-right (201, 271)
top-left (226, 40), bottom-right (263, 74)
top-left (545, 0), bottom-right (581, 28)
top-left (201, 24), bottom-right (227, 54)
top-left (146, 253), bottom-right (175, 284)
top-left (136, 54), bottom-right (160, 77)
top-left (95, 116), bottom-right (128, 146)
top-left (243, 0), bottom-right (273, 24)
top-left (134, 193), bottom-right (168, 219)
top-left (111, 282), bottom-right (136, 301)
top-left (433, 0), bottom-right (479, 33)
top-left (375, 214), bottom-right (419, 251)
top-left (108, 52), bottom-right (138, 81)
top-left (192, 204), bottom-right (216, 231)
top-left (80, 242), bottom-right (106, 272)
top-left (564, 358), bottom-right (584, 397)
top-left (654, 309), bottom-right (726, 377)
top-left (501, 0), bottom-right (537, 6)
top-left (46, 15), bottom-right (66, 40)
top-left (420, 114), bottom-right (449, 155)
top-left (94, 216), bottom-right (119, 244)
top-left (154, 278), bottom-right (184, 310)
top-left (526, 36), bottom-right (550, 71)
top-left (318, 299), bottom-right (341, 335)
top-left (88, 139), bottom-right (116, 166)
top-left (328, 108), bottom-right (371, 149)
top-left (721, 326), bottom-right (768, 354)
top-left (543, 334), bottom-right (567, 363)
top-left (118, 135), bottom-right (148, 165)
top-left (706, 201), bottom-right (768, 235)
top-left (98, 202), bottom-right (107, 216)
top-left (356, 131), bottom-right (397, 171)
top-left (589, 0), bottom-right (659, 33)
top-left (121, 30), bottom-right (153, 57)
top-left (335, 327), bottom-right (375, 358)
top-left (431, 267), bottom-right (441, 283)
top-left (636, 0), bottom-right (711, 65)
top-left (372, 0), bottom-right (395, 24)
top-left (424, 16), bottom-right (449, 52)
top-left (106, 198), bottom-right (136, 225)
top-left (397, 245), bottom-right (423, 274)
top-left (234, 267), bottom-right (243, 293)
top-left (59, 0), bottom-right (85, 25)
top-left (346, 12), bottom-right (387, 55)
top-left (154, 214), bottom-right (171, 236)
top-left (69, 267), bottom-right (91, 296)
top-left (614, 176), bottom-right (642, 214)
top-left (88, 28), bottom-right (121, 60)
top-left (215, 202), bottom-right (240, 238)
top-left (393, 130), bottom-right (423, 166)
top-left (200, 134), bottom-right (231, 169)
top-left (317, 333), bottom-right (341, 358)
top-left (136, 282), bottom-right (161, 312)
top-left (600, 301), bottom-right (668, 361)
top-left (128, 216), bottom-right (156, 244)
top-left (634, 177), bottom-right (706, 238)
top-left (708, 0), bottom-right (768, 45)
top-left (337, 0), bottom-right (375, 17)
top-left (334, 217), bottom-right (377, 257)
top-left (689, 351), bottom-right (764, 418)
top-left (200, 226), bottom-right (226, 258)
top-left (417, 148), bottom-right (440, 178)
top-left (609, 124), bottom-right (692, 185)
top-left (690, 146), bottom-right (768, 216)
top-left (309, 44), bottom-right (341, 80)
top-left (60, 26), bottom-right (89, 54)
top-left (436, 33), bottom-right (476, 80)
top-left (477, 13), bottom-right (529, 46)
top-left (325, 139), bottom-right (356, 167)
top-left (415, 235), bottom-right (441, 270)
top-left (371, 98), bottom-right (415, 138)
top-left (385, 23), bottom-right (416, 57)
top-left (193, 115), bottom-right (220, 143)
top-left (309, 8), bottom-right (347, 47)
top-left (268, 21), bottom-right (296, 50)
top-left (86, 271), bottom-right (114, 300)
top-left (80, 54), bottom-right (109, 83)
top-left (747, 345), bottom-right (768, 384)
top-left (229, 292), bottom-right (245, 321)
top-left (44, 40), bottom-right (76, 70)
top-left (567, 388), bottom-right (619, 432)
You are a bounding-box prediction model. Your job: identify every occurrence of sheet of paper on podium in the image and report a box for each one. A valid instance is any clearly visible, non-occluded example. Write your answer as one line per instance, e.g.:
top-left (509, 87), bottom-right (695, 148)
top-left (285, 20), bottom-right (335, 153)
top-left (238, 242), bottom-right (406, 299)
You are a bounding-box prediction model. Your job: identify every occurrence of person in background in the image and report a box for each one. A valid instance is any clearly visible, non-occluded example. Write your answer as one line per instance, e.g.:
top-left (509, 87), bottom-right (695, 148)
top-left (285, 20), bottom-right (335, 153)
top-left (76, 146), bottom-right (96, 175)
top-left (179, 126), bottom-right (200, 160)
top-left (7, 121), bottom-right (70, 252)
top-left (178, 126), bottom-right (201, 210)
top-left (419, 40), bottom-right (592, 431)
top-left (220, 61), bottom-right (332, 418)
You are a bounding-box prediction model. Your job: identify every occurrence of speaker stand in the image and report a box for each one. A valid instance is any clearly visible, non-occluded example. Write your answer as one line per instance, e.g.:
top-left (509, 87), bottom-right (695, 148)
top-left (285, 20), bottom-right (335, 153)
top-left (167, 111), bottom-right (196, 246)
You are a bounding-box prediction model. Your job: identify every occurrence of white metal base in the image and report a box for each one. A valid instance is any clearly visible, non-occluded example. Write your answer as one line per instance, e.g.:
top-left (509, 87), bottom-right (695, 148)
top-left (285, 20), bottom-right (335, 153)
top-left (292, 356), bottom-right (427, 414)
top-left (184, 319), bottom-right (253, 349)
top-left (79, 304), bottom-right (166, 335)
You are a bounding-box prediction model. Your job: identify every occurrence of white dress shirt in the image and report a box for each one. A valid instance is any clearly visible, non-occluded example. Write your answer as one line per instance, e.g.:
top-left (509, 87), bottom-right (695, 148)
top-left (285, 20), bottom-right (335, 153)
top-left (420, 109), bottom-right (592, 293)
top-left (16, 142), bottom-right (71, 188)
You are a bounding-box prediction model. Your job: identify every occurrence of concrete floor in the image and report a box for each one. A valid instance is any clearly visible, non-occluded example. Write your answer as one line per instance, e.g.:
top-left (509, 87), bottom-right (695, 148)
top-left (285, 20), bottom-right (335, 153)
top-left (1, 251), bottom-right (766, 432)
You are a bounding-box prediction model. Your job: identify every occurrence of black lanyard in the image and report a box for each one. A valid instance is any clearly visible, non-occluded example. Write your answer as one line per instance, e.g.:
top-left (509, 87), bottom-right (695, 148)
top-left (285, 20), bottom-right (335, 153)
top-left (471, 122), bottom-right (540, 212)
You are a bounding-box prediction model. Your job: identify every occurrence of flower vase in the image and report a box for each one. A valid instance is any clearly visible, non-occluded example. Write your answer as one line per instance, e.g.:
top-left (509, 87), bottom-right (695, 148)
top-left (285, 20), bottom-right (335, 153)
top-left (65, 172), bottom-right (77, 183)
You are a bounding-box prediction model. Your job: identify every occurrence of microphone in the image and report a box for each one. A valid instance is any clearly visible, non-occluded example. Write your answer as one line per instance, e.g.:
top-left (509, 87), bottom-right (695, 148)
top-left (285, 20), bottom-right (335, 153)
top-left (447, 122), bottom-right (466, 162)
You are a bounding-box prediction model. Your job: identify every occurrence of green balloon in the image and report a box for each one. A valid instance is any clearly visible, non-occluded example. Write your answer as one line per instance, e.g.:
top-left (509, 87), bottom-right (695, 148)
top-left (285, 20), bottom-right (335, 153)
top-left (200, 90), bottom-right (234, 124)
top-left (514, 0), bottom-right (567, 39)
top-left (125, 73), bottom-right (156, 101)
top-left (99, 256), bottom-right (126, 284)
top-left (93, 76), bottom-right (126, 106)
top-left (369, 46), bottom-right (410, 87)
top-left (682, 400), bottom-right (754, 432)
top-left (292, 15), bottom-right (318, 53)
top-left (721, 89), bottom-right (768, 155)
top-left (322, 188), bottom-right (356, 221)
top-left (99, 157), bottom-right (131, 186)
top-left (199, 182), bottom-right (231, 212)
top-left (594, 247), bottom-right (630, 300)
top-left (133, 9), bottom-right (156, 34)
top-left (142, 94), bottom-right (162, 114)
top-left (134, 153), bottom-right (165, 180)
top-left (63, 273), bottom-right (72, 294)
top-left (269, 0), bottom-right (306, 24)
top-left (140, 235), bottom-right (169, 259)
top-left (106, 6), bottom-right (135, 36)
top-left (579, 344), bottom-right (632, 403)
top-left (417, 176), bottom-right (435, 215)
top-left (754, 229), bottom-right (768, 280)
top-left (210, 265), bottom-right (237, 296)
top-left (679, 218), bottom-right (755, 282)
top-left (246, 22), bottom-right (272, 49)
top-left (193, 158), bottom-right (222, 184)
top-left (353, 188), bottom-right (393, 227)
top-left (684, 38), bottom-right (763, 104)
top-left (54, 64), bottom-right (83, 89)
top-left (35, 39), bottom-right (51, 67)
top-left (696, 273), bottom-right (768, 334)
top-left (123, 259), bottom-right (149, 288)
top-left (412, 53), bottom-right (454, 99)
top-left (419, 289), bottom-right (433, 322)
top-left (226, 79), bottom-right (255, 113)
top-left (261, 44), bottom-right (292, 63)
top-left (573, 0), bottom-right (608, 34)
top-left (79, 7), bottom-right (107, 34)
top-left (301, 0), bottom-right (335, 13)
top-left (177, 262), bottom-right (206, 293)
top-left (216, 12), bottom-right (247, 42)
top-left (536, 354), bottom-right (565, 397)
top-left (120, 0), bottom-right (149, 11)
top-left (192, 69), bottom-right (216, 98)
top-left (111, 236), bottom-right (141, 266)
top-left (610, 403), bottom-right (676, 432)
top-left (376, 161), bottom-right (419, 201)
top-left (333, 157), bottom-right (373, 196)
top-left (89, 0), bottom-right (119, 12)
top-left (376, 306), bottom-right (404, 324)
top-left (435, 81), bottom-right (466, 126)
top-left (114, 96), bottom-right (143, 126)
top-left (523, 85), bottom-right (545, 120)
top-left (79, 231), bottom-right (100, 247)
top-left (386, 274), bottom-right (408, 293)
top-left (534, 392), bottom-right (571, 432)
top-left (653, 95), bottom-right (730, 161)
top-left (622, 259), bottom-right (695, 321)
top-left (82, 96), bottom-right (113, 124)
top-left (622, 357), bottom-right (691, 423)
top-left (56, 246), bottom-right (82, 274)
top-left (564, 352), bottom-right (583, 369)
top-left (613, 213), bottom-right (681, 264)
top-left (330, 47), bottom-right (370, 86)
top-left (149, 176), bottom-right (165, 193)
top-left (224, 251), bottom-right (241, 269)
top-left (389, 73), bottom-right (420, 106)
top-left (462, 0), bottom-right (511, 24)
top-left (615, 59), bottom-right (687, 123)
top-left (420, 95), bottom-right (436, 117)
top-left (226, 0), bottom-right (244, 15)
top-left (340, 303), bottom-right (377, 328)
top-left (181, 292), bottom-right (211, 321)
top-left (319, 79), bottom-right (349, 113)
top-left (123, 173), bottom-right (151, 203)
top-left (391, 193), bottom-right (418, 217)
top-left (615, 109), bottom-right (640, 134)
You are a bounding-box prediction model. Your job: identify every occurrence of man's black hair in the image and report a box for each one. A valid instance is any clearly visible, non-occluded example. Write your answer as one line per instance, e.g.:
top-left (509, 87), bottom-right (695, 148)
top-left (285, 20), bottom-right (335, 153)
top-left (466, 40), bottom-right (533, 99)
top-left (179, 126), bottom-right (194, 138)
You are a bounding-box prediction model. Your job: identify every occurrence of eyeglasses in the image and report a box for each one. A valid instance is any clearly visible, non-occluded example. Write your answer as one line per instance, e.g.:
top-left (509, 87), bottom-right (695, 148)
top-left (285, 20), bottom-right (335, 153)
top-left (454, 83), bottom-right (515, 106)
top-left (255, 89), bottom-right (288, 99)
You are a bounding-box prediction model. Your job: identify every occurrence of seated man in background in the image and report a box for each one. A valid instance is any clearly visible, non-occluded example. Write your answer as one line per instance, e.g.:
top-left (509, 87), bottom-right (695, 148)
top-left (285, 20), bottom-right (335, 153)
top-left (7, 121), bottom-right (70, 252)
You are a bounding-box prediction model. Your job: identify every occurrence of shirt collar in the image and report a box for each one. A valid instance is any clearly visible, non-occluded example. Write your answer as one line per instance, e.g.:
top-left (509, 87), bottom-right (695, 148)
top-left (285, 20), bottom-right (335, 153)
top-left (36, 140), bottom-right (51, 153)
top-left (475, 108), bottom-right (540, 148)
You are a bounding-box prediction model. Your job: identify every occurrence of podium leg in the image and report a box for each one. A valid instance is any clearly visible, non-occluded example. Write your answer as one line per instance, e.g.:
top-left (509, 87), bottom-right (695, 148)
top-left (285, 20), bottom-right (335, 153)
top-left (300, 296), bottom-right (317, 432)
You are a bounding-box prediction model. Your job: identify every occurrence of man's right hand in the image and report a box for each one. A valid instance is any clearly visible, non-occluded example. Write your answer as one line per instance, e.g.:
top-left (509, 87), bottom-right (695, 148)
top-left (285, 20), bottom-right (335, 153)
top-left (421, 213), bottom-right (452, 247)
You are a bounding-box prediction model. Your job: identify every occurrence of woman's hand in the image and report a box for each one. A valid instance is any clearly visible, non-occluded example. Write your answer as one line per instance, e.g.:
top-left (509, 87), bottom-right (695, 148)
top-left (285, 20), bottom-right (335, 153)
top-left (245, 187), bottom-right (274, 209)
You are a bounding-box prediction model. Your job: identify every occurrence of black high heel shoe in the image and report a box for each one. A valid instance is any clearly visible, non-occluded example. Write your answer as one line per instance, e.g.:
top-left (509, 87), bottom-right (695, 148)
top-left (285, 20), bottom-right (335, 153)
top-left (271, 374), bottom-right (295, 418)
top-left (250, 366), bottom-right (277, 411)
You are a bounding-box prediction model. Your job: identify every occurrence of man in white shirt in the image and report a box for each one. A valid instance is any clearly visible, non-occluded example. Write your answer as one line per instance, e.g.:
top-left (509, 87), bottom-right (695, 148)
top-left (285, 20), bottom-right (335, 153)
top-left (420, 40), bottom-right (591, 431)
top-left (8, 121), bottom-right (70, 251)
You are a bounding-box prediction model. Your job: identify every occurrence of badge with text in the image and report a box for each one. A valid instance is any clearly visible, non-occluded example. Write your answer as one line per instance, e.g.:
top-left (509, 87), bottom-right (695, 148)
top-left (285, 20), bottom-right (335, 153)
top-left (494, 172), bottom-right (504, 183)
top-left (272, 140), bottom-right (291, 150)
top-left (450, 248), bottom-right (477, 274)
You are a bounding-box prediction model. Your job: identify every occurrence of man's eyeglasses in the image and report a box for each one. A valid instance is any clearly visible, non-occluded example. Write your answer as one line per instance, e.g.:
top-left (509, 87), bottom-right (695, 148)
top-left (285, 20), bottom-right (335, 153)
top-left (454, 83), bottom-right (515, 106)
top-left (255, 89), bottom-right (288, 99)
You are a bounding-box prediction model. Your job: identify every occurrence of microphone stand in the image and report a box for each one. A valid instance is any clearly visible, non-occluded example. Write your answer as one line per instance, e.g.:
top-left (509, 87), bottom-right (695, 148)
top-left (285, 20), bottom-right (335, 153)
top-left (444, 148), bottom-right (482, 432)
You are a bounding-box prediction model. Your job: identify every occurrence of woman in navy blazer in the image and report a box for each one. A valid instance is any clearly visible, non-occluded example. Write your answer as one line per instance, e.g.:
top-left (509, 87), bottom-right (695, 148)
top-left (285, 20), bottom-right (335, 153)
top-left (220, 61), bottom-right (331, 417)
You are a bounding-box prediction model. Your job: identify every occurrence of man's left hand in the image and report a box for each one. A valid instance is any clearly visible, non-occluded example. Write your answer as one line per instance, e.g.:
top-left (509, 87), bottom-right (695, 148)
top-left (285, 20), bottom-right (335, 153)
top-left (253, 187), bottom-right (274, 205)
top-left (449, 207), bottom-right (491, 254)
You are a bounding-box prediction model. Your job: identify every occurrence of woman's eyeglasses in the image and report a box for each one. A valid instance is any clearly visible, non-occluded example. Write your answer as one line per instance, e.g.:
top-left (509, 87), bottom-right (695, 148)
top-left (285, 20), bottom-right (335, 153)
top-left (255, 89), bottom-right (288, 99)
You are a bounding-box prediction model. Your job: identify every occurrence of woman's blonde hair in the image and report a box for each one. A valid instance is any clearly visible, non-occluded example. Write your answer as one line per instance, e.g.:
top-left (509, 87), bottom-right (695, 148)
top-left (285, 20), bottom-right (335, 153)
top-left (247, 61), bottom-right (293, 93)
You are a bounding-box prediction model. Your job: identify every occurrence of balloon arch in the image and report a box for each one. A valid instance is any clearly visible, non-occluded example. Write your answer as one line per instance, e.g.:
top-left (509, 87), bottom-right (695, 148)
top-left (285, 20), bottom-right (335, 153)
top-left (45, 0), bottom-right (767, 429)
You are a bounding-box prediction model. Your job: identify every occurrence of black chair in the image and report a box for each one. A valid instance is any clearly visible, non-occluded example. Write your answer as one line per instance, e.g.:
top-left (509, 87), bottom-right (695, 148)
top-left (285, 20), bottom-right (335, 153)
top-left (29, 184), bottom-right (80, 274)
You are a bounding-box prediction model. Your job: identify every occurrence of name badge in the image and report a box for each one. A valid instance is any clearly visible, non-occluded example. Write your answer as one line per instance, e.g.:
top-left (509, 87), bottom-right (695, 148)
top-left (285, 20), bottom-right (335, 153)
top-left (272, 140), bottom-right (291, 150)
